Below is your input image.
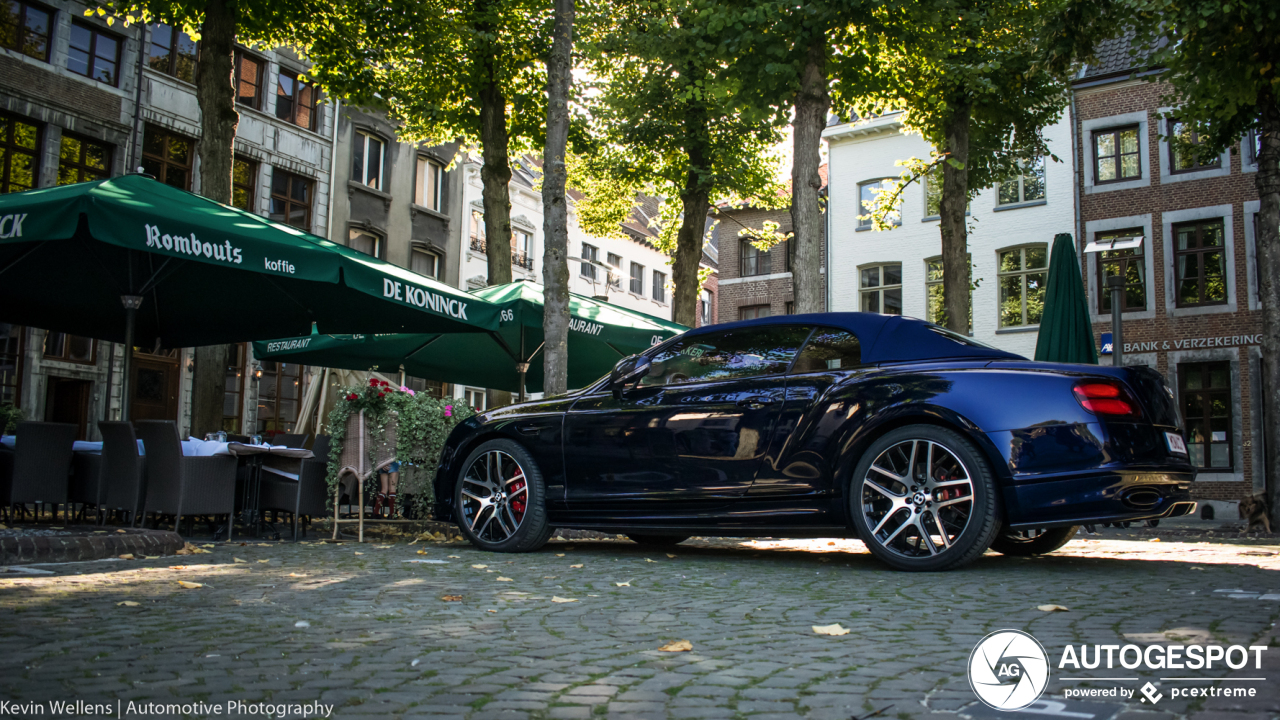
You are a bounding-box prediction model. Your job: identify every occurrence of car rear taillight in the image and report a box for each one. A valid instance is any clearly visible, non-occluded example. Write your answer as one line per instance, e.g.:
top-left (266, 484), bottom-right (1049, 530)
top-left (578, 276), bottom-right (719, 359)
top-left (1073, 381), bottom-right (1141, 418)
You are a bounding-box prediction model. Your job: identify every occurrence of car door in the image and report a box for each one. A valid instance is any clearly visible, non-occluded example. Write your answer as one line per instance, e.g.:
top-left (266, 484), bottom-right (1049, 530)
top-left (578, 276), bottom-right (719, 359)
top-left (563, 325), bottom-right (813, 511)
top-left (749, 327), bottom-right (868, 500)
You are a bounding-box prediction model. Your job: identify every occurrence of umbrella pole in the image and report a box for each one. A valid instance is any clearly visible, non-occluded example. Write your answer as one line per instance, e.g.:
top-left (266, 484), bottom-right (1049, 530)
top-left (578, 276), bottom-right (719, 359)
top-left (516, 363), bottom-right (529, 403)
top-left (120, 295), bottom-right (143, 422)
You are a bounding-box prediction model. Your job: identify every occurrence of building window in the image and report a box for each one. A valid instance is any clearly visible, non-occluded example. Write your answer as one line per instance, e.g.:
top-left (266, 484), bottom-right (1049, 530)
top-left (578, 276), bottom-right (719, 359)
top-left (784, 239), bottom-right (795, 273)
top-left (1168, 119), bottom-right (1221, 173)
top-left (785, 301), bottom-right (795, 315)
top-left (0, 323), bottom-right (21, 405)
top-left (469, 209), bottom-right (485, 253)
top-left (43, 332), bottom-right (95, 364)
top-left (235, 50), bottom-right (264, 109)
top-left (257, 361), bottom-right (301, 436)
top-left (0, 114), bottom-right (39, 194)
top-left (998, 245), bottom-right (1048, 328)
top-left (858, 179), bottom-right (891, 228)
top-left (629, 262), bottom-right (644, 295)
top-left (411, 247), bottom-right (440, 279)
top-left (141, 126), bottom-right (193, 190)
top-left (513, 229), bottom-right (533, 271)
top-left (352, 131), bottom-right (384, 190)
top-left (860, 263), bottom-right (902, 315)
top-left (1178, 362), bottom-right (1232, 470)
top-left (739, 305), bottom-right (770, 321)
top-left (464, 387), bottom-right (487, 411)
top-left (1, 1), bottom-right (52, 62)
top-left (580, 243), bottom-right (598, 280)
top-left (231, 157), bottom-right (256, 211)
top-left (1249, 129), bottom-right (1262, 165)
top-left (652, 271), bottom-right (666, 303)
top-left (275, 69), bottom-right (318, 131)
top-left (740, 238), bottom-right (768, 276)
top-left (57, 133), bottom-right (110, 186)
top-left (1093, 125), bottom-right (1141, 183)
top-left (147, 23), bottom-right (196, 83)
top-left (348, 227), bottom-right (382, 258)
top-left (1095, 228), bottom-right (1146, 314)
top-left (223, 343), bottom-right (245, 433)
top-left (997, 157), bottom-right (1046, 205)
top-left (405, 376), bottom-right (444, 399)
top-left (415, 156), bottom-right (442, 211)
top-left (269, 169), bottom-right (312, 230)
top-left (1173, 218), bottom-right (1227, 307)
top-left (67, 21), bottom-right (120, 85)
top-left (700, 289), bottom-right (713, 325)
top-left (924, 167), bottom-right (942, 218)
top-left (606, 253), bottom-right (622, 288)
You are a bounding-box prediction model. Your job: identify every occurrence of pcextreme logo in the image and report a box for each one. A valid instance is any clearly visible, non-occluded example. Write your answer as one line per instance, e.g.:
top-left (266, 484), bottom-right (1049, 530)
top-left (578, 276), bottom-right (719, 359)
top-left (968, 630), bottom-right (1051, 711)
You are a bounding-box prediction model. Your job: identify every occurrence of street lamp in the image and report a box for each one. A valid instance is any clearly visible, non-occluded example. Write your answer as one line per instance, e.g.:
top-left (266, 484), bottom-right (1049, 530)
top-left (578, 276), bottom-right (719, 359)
top-left (1083, 235), bottom-right (1144, 367)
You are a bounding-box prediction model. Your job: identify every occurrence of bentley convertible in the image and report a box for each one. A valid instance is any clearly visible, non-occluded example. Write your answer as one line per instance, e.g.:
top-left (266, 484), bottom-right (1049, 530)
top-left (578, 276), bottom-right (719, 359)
top-left (433, 313), bottom-right (1196, 571)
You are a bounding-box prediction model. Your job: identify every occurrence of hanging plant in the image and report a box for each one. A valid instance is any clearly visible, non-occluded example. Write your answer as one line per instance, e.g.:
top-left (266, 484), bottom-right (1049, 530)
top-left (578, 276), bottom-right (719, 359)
top-left (324, 378), bottom-right (476, 510)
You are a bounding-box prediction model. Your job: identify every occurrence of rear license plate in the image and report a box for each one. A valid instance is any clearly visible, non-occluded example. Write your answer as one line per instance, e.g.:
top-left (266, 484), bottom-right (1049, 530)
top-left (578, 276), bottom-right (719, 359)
top-left (1165, 432), bottom-right (1188, 455)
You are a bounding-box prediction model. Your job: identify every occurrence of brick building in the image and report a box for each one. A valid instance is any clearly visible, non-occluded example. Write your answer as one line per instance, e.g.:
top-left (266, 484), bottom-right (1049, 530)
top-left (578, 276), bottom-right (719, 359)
top-left (1073, 37), bottom-right (1265, 513)
top-left (714, 167), bottom-right (828, 322)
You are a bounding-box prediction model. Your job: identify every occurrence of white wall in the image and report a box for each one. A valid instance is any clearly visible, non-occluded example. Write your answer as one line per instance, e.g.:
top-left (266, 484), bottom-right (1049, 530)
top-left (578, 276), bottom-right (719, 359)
top-left (822, 113), bottom-right (1076, 358)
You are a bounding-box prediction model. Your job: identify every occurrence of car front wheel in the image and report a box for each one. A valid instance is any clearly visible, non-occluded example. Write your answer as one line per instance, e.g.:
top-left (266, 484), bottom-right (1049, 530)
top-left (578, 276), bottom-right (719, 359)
top-left (454, 439), bottom-right (552, 553)
top-left (850, 425), bottom-right (1001, 571)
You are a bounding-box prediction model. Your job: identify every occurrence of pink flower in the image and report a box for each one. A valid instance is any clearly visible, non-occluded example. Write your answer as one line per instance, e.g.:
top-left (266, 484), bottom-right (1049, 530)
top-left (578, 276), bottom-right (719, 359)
top-left (445, 405), bottom-right (453, 417)
top-left (400, 386), bottom-right (415, 396)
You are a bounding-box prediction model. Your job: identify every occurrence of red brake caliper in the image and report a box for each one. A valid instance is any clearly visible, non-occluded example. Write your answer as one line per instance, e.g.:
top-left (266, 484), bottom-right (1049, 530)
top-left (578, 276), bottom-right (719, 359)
top-left (509, 472), bottom-right (527, 519)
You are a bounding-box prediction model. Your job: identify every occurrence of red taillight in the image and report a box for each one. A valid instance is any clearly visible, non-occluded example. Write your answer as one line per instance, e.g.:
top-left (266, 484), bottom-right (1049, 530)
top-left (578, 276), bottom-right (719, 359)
top-left (1073, 382), bottom-right (1139, 417)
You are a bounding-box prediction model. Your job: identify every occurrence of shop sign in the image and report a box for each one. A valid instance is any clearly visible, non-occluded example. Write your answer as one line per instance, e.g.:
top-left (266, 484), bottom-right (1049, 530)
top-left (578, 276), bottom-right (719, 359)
top-left (1099, 332), bottom-right (1261, 355)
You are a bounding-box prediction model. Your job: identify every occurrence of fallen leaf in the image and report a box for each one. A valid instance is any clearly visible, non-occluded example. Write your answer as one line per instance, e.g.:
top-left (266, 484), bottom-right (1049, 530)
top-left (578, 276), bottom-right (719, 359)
top-left (294, 620), bottom-right (310, 628)
top-left (487, 609), bottom-right (497, 613)
top-left (257, 560), bottom-right (270, 564)
top-left (200, 544), bottom-right (214, 548)
top-left (287, 573), bottom-right (306, 577)
top-left (666, 554), bottom-right (677, 559)
top-left (448, 555), bottom-right (460, 559)
top-left (353, 552), bottom-right (364, 556)
top-left (116, 601), bottom-right (141, 607)
top-left (812, 624), bottom-right (850, 636)
top-left (496, 577), bottom-right (513, 582)
top-left (416, 550), bottom-right (427, 555)
top-left (551, 596), bottom-right (578, 603)
top-left (118, 554), bottom-right (135, 560)
top-left (233, 558), bottom-right (247, 564)
top-left (1191, 566), bottom-right (1205, 571)
top-left (543, 576), bottom-right (557, 579)
top-left (658, 639), bottom-right (692, 652)
top-left (472, 564), bottom-right (488, 569)
top-left (1149, 538), bottom-right (1162, 543)
top-left (375, 545), bottom-right (393, 549)
top-left (116, 529), bottom-right (127, 533)
top-left (176, 581), bottom-right (203, 589)
top-left (616, 581), bottom-right (631, 587)
top-left (167, 565), bottom-right (189, 570)
top-left (555, 553), bottom-right (565, 557)
top-left (1037, 604), bottom-right (1070, 612)
top-left (645, 558), bottom-right (656, 563)
top-left (570, 564), bottom-right (584, 569)
top-left (441, 595), bottom-right (462, 602)
top-left (256, 543), bottom-right (271, 547)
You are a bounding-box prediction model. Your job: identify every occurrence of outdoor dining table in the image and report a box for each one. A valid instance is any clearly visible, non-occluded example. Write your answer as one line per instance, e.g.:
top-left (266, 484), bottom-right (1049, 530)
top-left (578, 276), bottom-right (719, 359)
top-left (214, 442), bottom-right (313, 538)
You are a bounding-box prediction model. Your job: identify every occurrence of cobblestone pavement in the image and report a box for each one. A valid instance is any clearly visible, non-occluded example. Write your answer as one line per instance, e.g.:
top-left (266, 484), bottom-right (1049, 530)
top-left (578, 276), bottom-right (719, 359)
top-left (1, 531), bottom-right (1277, 720)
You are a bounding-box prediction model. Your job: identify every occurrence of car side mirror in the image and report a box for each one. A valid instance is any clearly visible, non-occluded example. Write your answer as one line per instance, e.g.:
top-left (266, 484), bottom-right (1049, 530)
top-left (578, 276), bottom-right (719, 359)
top-left (610, 355), bottom-right (651, 400)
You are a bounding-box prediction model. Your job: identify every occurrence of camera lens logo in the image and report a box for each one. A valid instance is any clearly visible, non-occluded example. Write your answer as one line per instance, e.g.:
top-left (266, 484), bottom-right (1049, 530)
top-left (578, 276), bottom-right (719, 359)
top-left (968, 630), bottom-right (1050, 711)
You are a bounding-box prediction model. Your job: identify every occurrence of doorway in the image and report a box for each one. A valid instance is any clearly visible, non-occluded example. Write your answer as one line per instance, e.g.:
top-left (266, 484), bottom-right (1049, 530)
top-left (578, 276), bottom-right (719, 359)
top-left (131, 354), bottom-right (179, 422)
top-left (46, 377), bottom-right (91, 440)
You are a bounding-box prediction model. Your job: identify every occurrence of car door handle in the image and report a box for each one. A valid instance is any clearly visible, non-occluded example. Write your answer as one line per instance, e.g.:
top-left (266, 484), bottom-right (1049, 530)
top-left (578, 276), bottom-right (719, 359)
top-left (737, 396), bottom-right (777, 409)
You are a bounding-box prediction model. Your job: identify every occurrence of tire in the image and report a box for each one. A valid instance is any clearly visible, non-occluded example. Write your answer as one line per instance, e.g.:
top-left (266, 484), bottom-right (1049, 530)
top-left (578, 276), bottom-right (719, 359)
top-left (627, 534), bottom-right (689, 547)
top-left (849, 424), bottom-right (1001, 571)
top-left (454, 439), bottom-right (553, 553)
top-left (990, 526), bottom-right (1079, 556)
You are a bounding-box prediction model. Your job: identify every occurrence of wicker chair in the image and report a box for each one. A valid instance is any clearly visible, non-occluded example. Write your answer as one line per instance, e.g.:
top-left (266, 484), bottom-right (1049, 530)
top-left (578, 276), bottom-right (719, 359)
top-left (259, 435), bottom-right (331, 541)
top-left (332, 412), bottom-right (397, 541)
top-left (0, 422), bottom-right (77, 523)
top-left (96, 421), bottom-right (147, 526)
top-left (271, 433), bottom-right (310, 449)
top-left (136, 420), bottom-right (238, 537)
top-left (68, 451), bottom-right (104, 523)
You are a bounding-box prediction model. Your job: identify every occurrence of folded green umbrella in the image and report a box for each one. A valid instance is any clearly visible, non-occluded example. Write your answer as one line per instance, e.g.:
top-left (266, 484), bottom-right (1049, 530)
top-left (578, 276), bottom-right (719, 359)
top-left (1034, 232), bottom-right (1098, 364)
top-left (255, 280), bottom-right (688, 394)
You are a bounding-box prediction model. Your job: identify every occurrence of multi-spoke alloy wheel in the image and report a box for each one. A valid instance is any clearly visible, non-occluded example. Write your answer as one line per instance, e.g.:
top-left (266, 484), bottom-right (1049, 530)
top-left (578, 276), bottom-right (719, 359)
top-left (454, 439), bottom-right (551, 552)
top-left (851, 425), bottom-right (1000, 571)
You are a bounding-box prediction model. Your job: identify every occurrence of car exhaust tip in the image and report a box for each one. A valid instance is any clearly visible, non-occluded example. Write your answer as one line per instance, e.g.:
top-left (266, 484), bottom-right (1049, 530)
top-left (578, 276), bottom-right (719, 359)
top-left (1120, 487), bottom-right (1163, 510)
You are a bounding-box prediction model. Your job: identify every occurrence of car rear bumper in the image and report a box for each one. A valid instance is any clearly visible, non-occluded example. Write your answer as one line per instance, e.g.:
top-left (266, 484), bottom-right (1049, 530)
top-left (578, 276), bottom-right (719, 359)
top-left (1004, 471), bottom-right (1196, 530)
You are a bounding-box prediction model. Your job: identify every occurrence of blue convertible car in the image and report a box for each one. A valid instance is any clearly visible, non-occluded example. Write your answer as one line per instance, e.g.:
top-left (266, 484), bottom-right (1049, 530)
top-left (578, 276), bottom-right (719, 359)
top-left (434, 313), bottom-right (1195, 570)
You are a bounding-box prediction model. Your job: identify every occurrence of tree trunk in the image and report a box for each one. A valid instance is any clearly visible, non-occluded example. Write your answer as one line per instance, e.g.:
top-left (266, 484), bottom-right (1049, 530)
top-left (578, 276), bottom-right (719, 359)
top-left (191, 0), bottom-right (237, 437)
top-left (673, 136), bottom-right (711, 327)
top-left (479, 82), bottom-right (514, 287)
top-left (541, 0), bottom-right (574, 396)
top-left (1256, 92), bottom-right (1280, 527)
top-left (190, 344), bottom-right (229, 437)
top-left (789, 38), bottom-right (829, 315)
top-left (939, 101), bottom-right (972, 334)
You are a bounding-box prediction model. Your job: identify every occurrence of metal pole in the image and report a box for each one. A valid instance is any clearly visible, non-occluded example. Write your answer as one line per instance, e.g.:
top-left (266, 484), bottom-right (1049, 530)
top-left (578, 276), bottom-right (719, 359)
top-left (120, 295), bottom-right (143, 421)
top-left (516, 363), bottom-right (529, 403)
top-left (1107, 276), bottom-right (1124, 367)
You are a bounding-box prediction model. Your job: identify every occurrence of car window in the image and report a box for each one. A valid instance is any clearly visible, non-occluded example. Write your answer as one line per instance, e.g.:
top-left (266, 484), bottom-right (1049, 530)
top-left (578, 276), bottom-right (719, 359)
top-left (639, 326), bottom-right (812, 387)
top-left (790, 328), bottom-right (862, 373)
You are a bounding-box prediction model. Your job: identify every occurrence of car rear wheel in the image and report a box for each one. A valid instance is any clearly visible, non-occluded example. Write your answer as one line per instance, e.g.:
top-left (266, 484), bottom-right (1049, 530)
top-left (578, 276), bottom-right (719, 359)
top-left (850, 425), bottom-right (1001, 571)
top-left (627, 534), bottom-right (689, 547)
top-left (454, 439), bottom-right (552, 553)
top-left (990, 526), bottom-right (1078, 556)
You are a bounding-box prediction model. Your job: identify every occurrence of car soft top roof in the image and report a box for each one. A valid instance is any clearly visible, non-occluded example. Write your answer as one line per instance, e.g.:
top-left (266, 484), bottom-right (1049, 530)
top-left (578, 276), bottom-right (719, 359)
top-left (682, 312), bottom-right (1025, 364)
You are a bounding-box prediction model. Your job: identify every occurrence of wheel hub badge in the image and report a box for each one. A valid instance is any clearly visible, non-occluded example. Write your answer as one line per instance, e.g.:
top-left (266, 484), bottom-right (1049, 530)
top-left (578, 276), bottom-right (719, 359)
top-left (912, 491), bottom-right (927, 506)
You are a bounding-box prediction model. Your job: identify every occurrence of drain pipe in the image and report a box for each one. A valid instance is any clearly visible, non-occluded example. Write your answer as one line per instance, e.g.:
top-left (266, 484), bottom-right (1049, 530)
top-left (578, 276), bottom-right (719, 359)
top-left (324, 98), bottom-right (342, 238)
top-left (127, 23), bottom-right (148, 171)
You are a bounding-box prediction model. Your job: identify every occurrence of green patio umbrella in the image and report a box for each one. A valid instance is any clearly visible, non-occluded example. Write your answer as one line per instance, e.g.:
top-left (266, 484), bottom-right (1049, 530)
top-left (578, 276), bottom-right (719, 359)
top-left (254, 280), bottom-right (688, 396)
top-left (1034, 233), bottom-right (1098, 364)
top-left (0, 174), bottom-right (499, 417)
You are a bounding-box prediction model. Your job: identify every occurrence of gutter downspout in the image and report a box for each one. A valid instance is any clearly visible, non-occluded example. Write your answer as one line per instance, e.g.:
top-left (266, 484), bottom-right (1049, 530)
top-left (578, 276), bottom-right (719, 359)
top-left (1069, 89), bottom-right (1086, 328)
top-left (325, 98), bottom-right (342, 240)
top-left (127, 23), bottom-right (148, 171)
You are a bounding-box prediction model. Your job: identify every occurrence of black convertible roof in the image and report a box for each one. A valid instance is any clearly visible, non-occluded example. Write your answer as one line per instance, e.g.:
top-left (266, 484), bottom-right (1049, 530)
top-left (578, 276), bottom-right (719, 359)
top-left (683, 312), bottom-right (1025, 364)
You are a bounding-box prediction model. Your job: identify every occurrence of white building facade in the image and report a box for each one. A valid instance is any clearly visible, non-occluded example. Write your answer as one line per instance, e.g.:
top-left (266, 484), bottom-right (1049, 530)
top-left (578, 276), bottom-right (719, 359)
top-left (822, 112), bottom-right (1076, 357)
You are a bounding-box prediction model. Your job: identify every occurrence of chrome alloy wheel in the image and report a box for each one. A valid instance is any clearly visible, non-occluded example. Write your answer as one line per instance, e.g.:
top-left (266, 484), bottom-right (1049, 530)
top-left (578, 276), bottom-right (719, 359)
top-left (859, 438), bottom-right (975, 558)
top-left (460, 450), bottom-right (530, 543)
